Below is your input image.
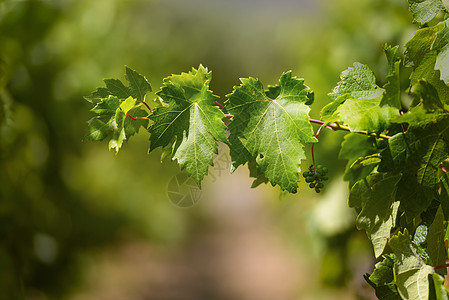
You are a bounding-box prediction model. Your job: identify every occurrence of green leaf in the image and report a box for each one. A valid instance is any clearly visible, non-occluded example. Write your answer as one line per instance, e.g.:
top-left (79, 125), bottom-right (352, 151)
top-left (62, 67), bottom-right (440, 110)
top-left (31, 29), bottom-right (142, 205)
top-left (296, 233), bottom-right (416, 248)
top-left (149, 65), bottom-right (227, 186)
top-left (321, 63), bottom-right (398, 134)
top-left (410, 79), bottom-right (444, 110)
top-left (109, 111), bottom-right (126, 152)
top-left (124, 106), bottom-right (149, 138)
top-left (320, 94), bottom-right (348, 124)
top-left (84, 87), bottom-right (110, 104)
top-left (328, 62), bottom-right (379, 101)
top-left (84, 96), bottom-right (122, 142)
top-left (108, 97), bottom-right (139, 152)
top-left (125, 66), bottom-right (152, 101)
top-left (86, 66), bottom-right (152, 102)
top-left (367, 254), bottom-right (401, 300)
top-left (432, 20), bottom-right (449, 85)
top-left (338, 133), bottom-right (378, 187)
top-left (384, 106), bottom-right (449, 219)
top-left (351, 154), bottom-right (382, 167)
top-left (84, 67), bottom-right (152, 152)
top-left (349, 173), bottom-right (401, 258)
top-left (439, 173), bottom-right (449, 220)
top-left (413, 223), bottom-right (431, 263)
top-left (336, 93), bottom-right (397, 134)
top-left (427, 206), bottom-right (448, 275)
top-left (390, 229), bottom-right (435, 300)
top-left (432, 273), bottom-right (449, 300)
top-left (381, 45), bottom-right (402, 109)
top-left (90, 95), bottom-right (121, 115)
top-left (84, 116), bottom-right (113, 141)
top-left (248, 159), bottom-right (269, 188)
top-left (396, 173), bottom-right (436, 221)
top-left (85, 96), bottom-right (149, 152)
top-left (405, 23), bottom-right (449, 104)
top-left (370, 254), bottom-right (397, 286)
top-left (408, 0), bottom-right (446, 25)
top-left (226, 71), bottom-right (316, 193)
top-left (104, 78), bottom-right (130, 99)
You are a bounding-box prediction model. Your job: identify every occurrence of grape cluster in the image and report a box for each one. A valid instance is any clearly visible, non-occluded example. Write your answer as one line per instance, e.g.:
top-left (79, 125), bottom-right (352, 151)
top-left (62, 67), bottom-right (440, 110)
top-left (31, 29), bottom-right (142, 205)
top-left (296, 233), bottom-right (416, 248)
top-left (302, 164), bottom-right (328, 193)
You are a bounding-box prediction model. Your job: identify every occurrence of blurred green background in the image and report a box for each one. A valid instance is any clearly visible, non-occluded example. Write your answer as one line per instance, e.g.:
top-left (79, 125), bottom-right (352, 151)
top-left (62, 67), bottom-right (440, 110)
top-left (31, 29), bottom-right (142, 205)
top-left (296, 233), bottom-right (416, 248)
top-left (0, 0), bottom-right (414, 299)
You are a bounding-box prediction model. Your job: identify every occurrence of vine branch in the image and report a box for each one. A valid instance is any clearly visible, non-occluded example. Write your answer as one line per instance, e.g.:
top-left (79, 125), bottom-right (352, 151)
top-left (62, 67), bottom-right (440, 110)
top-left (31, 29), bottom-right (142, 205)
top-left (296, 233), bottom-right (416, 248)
top-left (309, 119), bottom-right (391, 139)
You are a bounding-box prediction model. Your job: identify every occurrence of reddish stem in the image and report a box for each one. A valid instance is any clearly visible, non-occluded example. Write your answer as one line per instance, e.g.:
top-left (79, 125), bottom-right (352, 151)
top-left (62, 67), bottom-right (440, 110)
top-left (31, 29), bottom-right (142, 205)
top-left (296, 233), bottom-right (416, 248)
top-left (440, 164), bottom-right (448, 173)
top-left (224, 113), bottom-right (234, 118)
top-left (311, 124), bottom-right (325, 171)
top-left (434, 263), bottom-right (449, 270)
top-left (142, 101), bottom-right (153, 113)
top-left (214, 101), bottom-right (224, 109)
top-left (309, 118), bottom-right (324, 125)
top-left (126, 114), bottom-right (149, 121)
top-left (309, 118), bottom-right (334, 131)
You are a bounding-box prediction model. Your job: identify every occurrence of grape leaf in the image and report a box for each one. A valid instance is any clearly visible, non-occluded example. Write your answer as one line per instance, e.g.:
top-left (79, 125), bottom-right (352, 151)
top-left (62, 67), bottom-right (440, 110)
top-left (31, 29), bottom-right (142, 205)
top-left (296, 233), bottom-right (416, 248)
top-left (369, 254), bottom-right (397, 285)
top-left (84, 116), bottom-right (113, 141)
top-left (366, 254), bottom-right (401, 300)
top-left (427, 206), bottom-right (448, 275)
top-left (338, 133), bottom-right (378, 187)
top-left (84, 67), bottom-right (153, 152)
top-left (321, 63), bottom-right (398, 134)
top-left (389, 229), bottom-right (434, 300)
top-left (432, 19), bottom-right (449, 85)
top-left (413, 223), bottom-right (431, 263)
top-left (125, 67), bottom-right (153, 101)
top-left (408, 0), bottom-right (447, 25)
top-left (405, 23), bottom-right (449, 104)
top-left (328, 62), bottom-right (379, 101)
top-left (336, 94), bottom-right (397, 134)
top-left (349, 173), bottom-right (401, 258)
top-left (383, 106), bottom-right (449, 219)
top-left (320, 94), bottom-right (348, 124)
top-left (248, 159), bottom-right (269, 188)
top-left (381, 45), bottom-right (402, 109)
top-left (84, 96), bottom-right (149, 152)
top-left (85, 66), bottom-right (152, 103)
top-left (322, 62), bottom-right (379, 123)
top-left (439, 173), bottom-right (449, 220)
top-left (432, 273), bottom-right (449, 300)
top-left (226, 71), bottom-right (316, 193)
top-left (84, 87), bottom-right (110, 104)
top-left (410, 79), bottom-right (444, 110)
top-left (148, 65), bottom-right (227, 186)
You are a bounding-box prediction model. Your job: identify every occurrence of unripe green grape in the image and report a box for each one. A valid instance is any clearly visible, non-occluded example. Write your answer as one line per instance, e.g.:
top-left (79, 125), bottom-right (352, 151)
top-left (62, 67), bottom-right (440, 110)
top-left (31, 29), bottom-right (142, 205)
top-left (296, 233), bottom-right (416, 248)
top-left (315, 188), bottom-right (321, 193)
top-left (305, 177), bottom-right (314, 183)
top-left (322, 167), bottom-right (328, 173)
top-left (322, 176), bottom-right (328, 181)
top-left (316, 183), bottom-right (324, 188)
top-left (303, 171), bottom-right (309, 177)
top-left (309, 182), bottom-right (315, 188)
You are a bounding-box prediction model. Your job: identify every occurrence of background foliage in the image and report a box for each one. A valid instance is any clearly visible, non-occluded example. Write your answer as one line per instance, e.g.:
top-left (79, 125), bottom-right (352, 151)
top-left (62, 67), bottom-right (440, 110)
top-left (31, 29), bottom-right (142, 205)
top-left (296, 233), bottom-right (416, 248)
top-left (0, 0), bottom-right (417, 299)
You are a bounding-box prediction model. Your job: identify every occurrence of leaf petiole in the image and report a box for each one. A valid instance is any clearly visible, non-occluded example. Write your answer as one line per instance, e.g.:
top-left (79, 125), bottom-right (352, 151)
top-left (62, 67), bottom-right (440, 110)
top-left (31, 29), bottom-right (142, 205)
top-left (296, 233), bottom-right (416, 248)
top-left (214, 101), bottom-right (224, 109)
top-left (141, 101), bottom-right (153, 112)
top-left (126, 114), bottom-right (149, 121)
